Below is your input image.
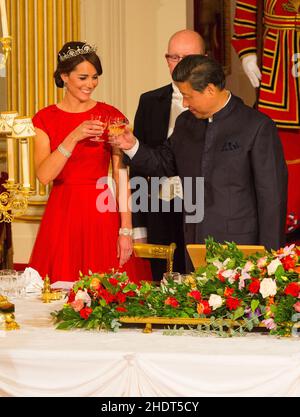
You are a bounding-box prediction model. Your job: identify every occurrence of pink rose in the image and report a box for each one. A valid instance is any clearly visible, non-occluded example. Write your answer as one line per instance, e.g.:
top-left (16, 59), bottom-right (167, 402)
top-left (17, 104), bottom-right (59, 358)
top-left (257, 256), bottom-right (267, 268)
top-left (293, 301), bottom-right (300, 313)
top-left (71, 299), bottom-right (84, 312)
top-left (262, 318), bottom-right (277, 330)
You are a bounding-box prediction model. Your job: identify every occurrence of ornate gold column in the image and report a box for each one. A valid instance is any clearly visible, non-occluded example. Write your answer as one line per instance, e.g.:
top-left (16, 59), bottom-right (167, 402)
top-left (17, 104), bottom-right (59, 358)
top-left (5, 0), bottom-right (12, 112)
top-left (56, 0), bottom-right (64, 103)
top-left (18, 0), bottom-right (26, 117)
top-left (28, 0), bottom-right (36, 192)
top-left (9, 0), bottom-right (17, 113)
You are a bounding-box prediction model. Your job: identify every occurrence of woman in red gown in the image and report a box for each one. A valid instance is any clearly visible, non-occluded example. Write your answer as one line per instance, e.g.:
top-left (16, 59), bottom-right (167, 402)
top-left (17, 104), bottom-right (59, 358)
top-left (29, 41), bottom-right (152, 284)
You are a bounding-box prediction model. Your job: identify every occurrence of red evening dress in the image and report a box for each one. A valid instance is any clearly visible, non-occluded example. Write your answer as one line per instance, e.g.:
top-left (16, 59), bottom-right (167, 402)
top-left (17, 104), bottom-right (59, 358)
top-left (29, 102), bottom-right (152, 284)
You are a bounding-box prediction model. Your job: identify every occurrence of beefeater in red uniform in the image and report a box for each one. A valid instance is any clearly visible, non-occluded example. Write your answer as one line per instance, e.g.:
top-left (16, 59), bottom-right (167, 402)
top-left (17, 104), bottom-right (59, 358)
top-left (232, 0), bottom-right (300, 237)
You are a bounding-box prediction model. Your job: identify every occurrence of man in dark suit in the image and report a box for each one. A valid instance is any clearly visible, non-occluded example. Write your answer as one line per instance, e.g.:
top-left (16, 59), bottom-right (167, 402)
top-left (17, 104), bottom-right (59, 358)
top-left (132, 30), bottom-right (205, 280)
top-left (116, 55), bottom-right (288, 272)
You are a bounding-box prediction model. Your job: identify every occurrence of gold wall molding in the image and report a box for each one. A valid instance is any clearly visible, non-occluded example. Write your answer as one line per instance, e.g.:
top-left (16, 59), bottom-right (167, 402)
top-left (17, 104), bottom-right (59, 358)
top-left (7, 0), bottom-right (80, 117)
top-left (5, 0), bottom-right (80, 222)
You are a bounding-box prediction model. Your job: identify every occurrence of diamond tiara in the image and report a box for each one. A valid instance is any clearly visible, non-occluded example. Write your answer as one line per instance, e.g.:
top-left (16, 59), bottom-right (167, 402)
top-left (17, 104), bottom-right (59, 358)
top-left (59, 43), bottom-right (97, 62)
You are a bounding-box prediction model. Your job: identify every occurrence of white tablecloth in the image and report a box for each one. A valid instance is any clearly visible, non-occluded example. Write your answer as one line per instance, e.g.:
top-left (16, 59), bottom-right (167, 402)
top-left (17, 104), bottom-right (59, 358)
top-left (0, 295), bottom-right (300, 397)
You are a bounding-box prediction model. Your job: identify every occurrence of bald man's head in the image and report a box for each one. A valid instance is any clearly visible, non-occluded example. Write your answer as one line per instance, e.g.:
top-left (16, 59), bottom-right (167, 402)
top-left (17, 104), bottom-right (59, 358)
top-left (166, 30), bottom-right (206, 75)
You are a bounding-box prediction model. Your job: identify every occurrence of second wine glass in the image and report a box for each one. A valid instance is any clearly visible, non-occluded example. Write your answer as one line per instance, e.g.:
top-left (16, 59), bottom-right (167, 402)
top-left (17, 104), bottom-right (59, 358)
top-left (107, 117), bottom-right (129, 143)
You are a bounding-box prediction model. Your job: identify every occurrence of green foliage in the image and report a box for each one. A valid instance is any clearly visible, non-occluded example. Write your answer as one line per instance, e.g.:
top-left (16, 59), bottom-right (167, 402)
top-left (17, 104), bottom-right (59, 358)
top-left (52, 238), bottom-right (300, 337)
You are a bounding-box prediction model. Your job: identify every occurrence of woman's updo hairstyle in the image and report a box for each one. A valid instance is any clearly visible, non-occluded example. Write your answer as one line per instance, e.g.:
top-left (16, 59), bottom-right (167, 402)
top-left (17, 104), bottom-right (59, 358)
top-left (54, 41), bottom-right (103, 88)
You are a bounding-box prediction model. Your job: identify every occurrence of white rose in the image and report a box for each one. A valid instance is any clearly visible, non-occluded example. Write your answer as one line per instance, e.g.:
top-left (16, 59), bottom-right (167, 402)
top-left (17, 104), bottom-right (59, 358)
top-left (267, 258), bottom-right (282, 276)
top-left (208, 294), bottom-right (223, 310)
top-left (213, 258), bottom-right (230, 271)
top-left (213, 260), bottom-right (223, 270)
top-left (75, 289), bottom-right (92, 307)
top-left (259, 278), bottom-right (277, 299)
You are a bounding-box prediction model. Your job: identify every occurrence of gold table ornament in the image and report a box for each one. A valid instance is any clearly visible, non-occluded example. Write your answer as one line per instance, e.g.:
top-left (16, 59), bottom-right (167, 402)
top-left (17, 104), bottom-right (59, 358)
top-left (0, 295), bottom-right (20, 331)
top-left (41, 276), bottom-right (63, 303)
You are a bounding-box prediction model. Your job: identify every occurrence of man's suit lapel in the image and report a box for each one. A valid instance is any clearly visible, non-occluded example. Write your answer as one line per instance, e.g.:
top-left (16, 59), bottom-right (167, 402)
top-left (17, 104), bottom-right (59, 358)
top-left (156, 84), bottom-right (173, 143)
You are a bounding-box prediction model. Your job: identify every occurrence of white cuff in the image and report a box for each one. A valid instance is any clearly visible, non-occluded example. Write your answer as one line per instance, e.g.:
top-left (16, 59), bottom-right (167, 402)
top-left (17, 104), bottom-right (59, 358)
top-left (123, 139), bottom-right (139, 159)
top-left (133, 227), bottom-right (147, 240)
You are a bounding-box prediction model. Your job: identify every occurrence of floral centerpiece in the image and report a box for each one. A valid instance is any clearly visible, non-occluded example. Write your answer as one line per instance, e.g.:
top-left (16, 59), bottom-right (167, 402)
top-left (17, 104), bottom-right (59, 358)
top-left (193, 238), bottom-right (300, 336)
top-left (52, 238), bottom-right (300, 336)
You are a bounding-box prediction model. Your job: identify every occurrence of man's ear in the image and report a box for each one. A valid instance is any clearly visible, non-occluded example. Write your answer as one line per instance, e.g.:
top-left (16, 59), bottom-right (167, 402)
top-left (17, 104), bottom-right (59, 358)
top-left (205, 83), bottom-right (217, 95)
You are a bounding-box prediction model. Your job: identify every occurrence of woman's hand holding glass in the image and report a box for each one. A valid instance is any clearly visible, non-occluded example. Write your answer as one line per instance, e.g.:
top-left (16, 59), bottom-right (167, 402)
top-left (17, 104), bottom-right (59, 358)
top-left (90, 114), bottom-right (110, 142)
top-left (69, 119), bottom-right (105, 143)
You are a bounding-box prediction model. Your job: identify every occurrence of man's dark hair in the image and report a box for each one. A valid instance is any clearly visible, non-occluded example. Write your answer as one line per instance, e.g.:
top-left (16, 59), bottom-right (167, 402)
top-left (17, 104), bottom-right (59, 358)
top-left (172, 55), bottom-right (225, 92)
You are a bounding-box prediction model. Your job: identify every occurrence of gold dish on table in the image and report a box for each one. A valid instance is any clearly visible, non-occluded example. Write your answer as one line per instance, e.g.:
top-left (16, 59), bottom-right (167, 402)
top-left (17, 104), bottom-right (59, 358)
top-left (0, 295), bottom-right (19, 330)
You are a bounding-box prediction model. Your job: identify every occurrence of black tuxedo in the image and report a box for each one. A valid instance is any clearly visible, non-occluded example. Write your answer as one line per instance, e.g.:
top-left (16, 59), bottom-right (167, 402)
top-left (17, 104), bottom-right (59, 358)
top-left (127, 95), bottom-right (288, 272)
top-left (132, 84), bottom-right (186, 280)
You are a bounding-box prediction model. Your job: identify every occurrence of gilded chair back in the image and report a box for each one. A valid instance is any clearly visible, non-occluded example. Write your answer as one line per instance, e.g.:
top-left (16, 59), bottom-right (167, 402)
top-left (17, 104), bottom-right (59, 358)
top-left (133, 243), bottom-right (176, 274)
top-left (187, 244), bottom-right (265, 270)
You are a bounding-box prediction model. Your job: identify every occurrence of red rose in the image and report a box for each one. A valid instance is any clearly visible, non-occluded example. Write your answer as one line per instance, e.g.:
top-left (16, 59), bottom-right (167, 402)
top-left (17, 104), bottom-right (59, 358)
top-left (226, 296), bottom-right (241, 311)
top-left (218, 270), bottom-right (226, 282)
top-left (284, 282), bottom-right (300, 297)
top-left (224, 287), bottom-right (234, 298)
top-left (197, 300), bottom-right (212, 315)
top-left (234, 273), bottom-right (241, 281)
top-left (79, 307), bottom-right (93, 320)
top-left (281, 255), bottom-right (296, 271)
top-left (115, 292), bottom-right (127, 304)
top-left (165, 296), bottom-right (179, 308)
top-left (67, 289), bottom-right (76, 304)
top-left (108, 278), bottom-right (119, 286)
top-left (125, 291), bottom-right (136, 298)
top-left (98, 288), bottom-right (115, 304)
top-left (248, 278), bottom-right (260, 294)
top-left (188, 290), bottom-right (202, 302)
top-left (116, 306), bottom-right (127, 312)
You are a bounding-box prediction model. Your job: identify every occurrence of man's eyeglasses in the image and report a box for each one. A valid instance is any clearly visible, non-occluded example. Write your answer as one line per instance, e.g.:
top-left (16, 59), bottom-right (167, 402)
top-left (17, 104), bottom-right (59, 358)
top-left (165, 54), bottom-right (186, 63)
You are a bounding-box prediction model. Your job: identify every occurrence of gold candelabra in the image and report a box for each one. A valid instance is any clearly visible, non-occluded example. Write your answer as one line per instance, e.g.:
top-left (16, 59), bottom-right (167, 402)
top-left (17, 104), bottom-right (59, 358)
top-left (0, 112), bottom-right (35, 223)
top-left (0, 182), bottom-right (31, 223)
top-left (0, 35), bottom-right (12, 64)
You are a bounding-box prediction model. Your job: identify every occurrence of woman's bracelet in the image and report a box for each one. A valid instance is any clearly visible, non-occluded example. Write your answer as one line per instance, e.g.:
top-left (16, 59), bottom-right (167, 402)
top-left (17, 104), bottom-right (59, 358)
top-left (119, 228), bottom-right (133, 237)
top-left (57, 144), bottom-right (72, 158)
